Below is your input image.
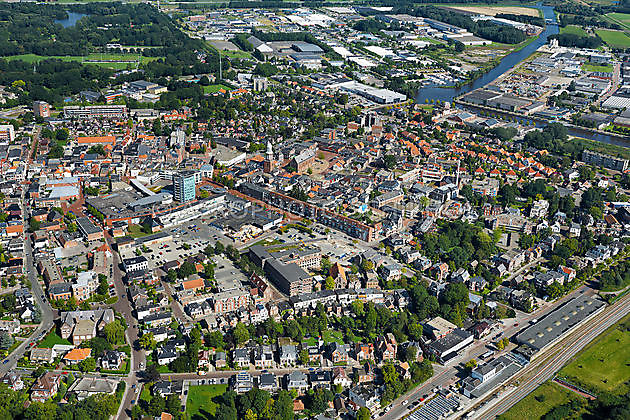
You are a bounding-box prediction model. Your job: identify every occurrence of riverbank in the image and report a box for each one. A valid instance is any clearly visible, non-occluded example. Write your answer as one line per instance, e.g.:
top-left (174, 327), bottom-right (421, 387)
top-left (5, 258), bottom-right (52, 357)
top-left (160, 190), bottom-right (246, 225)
top-left (453, 98), bottom-right (630, 147)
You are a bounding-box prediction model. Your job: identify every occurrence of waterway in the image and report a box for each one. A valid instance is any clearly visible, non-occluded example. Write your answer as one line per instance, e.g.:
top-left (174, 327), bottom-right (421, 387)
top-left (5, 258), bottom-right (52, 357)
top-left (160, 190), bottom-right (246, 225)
top-left (54, 12), bottom-right (88, 28)
top-left (415, 3), bottom-right (558, 104)
top-left (415, 3), bottom-right (630, 147)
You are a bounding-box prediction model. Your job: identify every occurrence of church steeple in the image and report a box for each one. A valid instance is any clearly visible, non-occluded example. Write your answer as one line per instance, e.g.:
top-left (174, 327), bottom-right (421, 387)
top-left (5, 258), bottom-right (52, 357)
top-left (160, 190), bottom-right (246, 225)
top-left (263, 140), bottom-right (275, 173)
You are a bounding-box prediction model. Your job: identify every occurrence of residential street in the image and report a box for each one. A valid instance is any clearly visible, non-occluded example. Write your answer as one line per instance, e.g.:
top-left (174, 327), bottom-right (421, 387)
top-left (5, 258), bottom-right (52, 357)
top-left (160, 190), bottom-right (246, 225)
top-left (0, 191), bottom-right (55, 377)
top-left (107, 234), bottom-right (145, 420)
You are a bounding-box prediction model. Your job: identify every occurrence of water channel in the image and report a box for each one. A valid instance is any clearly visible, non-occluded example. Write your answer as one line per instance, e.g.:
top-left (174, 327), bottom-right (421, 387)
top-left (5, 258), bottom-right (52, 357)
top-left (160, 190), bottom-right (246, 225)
top-left (414, 3), bottom-right (630, 147)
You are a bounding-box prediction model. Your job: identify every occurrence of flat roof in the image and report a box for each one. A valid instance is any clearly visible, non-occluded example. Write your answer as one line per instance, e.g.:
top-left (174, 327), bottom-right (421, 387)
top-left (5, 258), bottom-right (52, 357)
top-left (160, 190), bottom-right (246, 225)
top-left (515, 295), bottom-right (605, 351)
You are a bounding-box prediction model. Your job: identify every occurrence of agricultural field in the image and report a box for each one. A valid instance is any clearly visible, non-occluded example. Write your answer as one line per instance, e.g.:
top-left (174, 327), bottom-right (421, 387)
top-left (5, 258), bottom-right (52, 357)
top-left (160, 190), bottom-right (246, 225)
top-left (595, 29), bottom-right (630, 48)
top-left (558, 314), bottom-right (630, 395)
top-left (500, 381), bottom-right (585, 420)
top-left (185, 385), bottom-right (228, 420)
top-left (560, 25), bottom-right (588, 36)
top-left (606, 12), bottom-right (630, 30)
top-left (445, 5), bottom-right (540, 17)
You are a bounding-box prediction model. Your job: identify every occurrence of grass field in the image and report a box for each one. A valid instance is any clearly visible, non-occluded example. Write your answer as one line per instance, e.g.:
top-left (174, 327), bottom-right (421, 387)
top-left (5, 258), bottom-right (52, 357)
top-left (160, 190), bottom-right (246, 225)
top-left (500, 381), bottom-right (584, 420)
top-left (560, 25), bottom-right (588, 36)
top-left (558, 313), bottom-right (630, 395)
top-left (1, 53), bottom-right (161, 70)
top-left (127, 224), bottom-right (151, 239)
top-left (39, 331), bottom-right (71, 348)
top-left (595, 29), bottom-right (630, 48)
top-left (583, 62), bottom-right (613, 72)
top-left (185, 385), bottom-right (227, 419)
top-left (203, 84), bottom-right (232, 94)
top-left (606, 12), bottom-right (630, 30)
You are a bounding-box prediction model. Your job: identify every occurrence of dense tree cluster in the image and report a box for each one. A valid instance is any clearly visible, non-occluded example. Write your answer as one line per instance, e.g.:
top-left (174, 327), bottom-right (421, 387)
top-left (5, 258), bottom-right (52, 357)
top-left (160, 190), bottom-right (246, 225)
top-left (403, 6), bottom-right (526, 44)
top-left (548, 33), bottom-right (603, 49)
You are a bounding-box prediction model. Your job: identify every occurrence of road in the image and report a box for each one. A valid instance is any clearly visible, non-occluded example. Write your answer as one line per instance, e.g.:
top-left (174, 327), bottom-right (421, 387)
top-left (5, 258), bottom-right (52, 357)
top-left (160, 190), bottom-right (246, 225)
top-left (379, 284), bottom-right (592, 420)
top-left (594, 60), bottom-right (621, 107)
top-left (476, 290), bottom-right (630, 419)
top-left (0, 175), bottom-right (55, 376)
top-left (107, 234), bottom-right (145, 420)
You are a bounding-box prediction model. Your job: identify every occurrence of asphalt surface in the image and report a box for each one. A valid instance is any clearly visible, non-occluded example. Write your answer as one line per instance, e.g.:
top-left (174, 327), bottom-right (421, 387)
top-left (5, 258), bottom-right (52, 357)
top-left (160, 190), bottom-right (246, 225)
top-left (0, 191), bottom-right (55, 377)
top-left (476, 290), bottom-right (630, 419)
top-left (107, 234), bottom-right (145, 420)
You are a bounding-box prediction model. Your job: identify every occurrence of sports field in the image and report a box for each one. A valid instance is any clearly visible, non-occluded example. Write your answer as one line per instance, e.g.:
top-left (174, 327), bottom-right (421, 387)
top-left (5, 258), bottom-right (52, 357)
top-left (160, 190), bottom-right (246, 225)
top-left (1, 53), bottom-right (160, 69)
top-left (595, 29), bottom-right (630, 48)
top-left (558, 313), bottom-right (630, 395)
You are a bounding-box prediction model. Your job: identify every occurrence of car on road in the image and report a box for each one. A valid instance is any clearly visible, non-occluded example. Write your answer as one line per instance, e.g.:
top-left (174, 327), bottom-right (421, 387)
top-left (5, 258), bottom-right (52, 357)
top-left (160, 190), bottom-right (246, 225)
top-left (402, 399), bottom-right (408, 405)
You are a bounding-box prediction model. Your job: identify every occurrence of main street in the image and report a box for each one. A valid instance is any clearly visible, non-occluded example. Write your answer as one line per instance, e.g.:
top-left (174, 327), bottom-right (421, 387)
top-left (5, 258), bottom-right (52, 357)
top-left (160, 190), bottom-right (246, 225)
top-left (0, 186), bottom-right (55, 377)
top-left (475, 290), bottom-right (630, 419)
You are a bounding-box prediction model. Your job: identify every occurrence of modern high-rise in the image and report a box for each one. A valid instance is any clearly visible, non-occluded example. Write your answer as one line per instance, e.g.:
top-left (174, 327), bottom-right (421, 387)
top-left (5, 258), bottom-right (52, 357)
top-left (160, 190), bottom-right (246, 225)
top-left (33, 101), bottom-right (51, 118)
top-left (172, 171), bottom-right (197, 203)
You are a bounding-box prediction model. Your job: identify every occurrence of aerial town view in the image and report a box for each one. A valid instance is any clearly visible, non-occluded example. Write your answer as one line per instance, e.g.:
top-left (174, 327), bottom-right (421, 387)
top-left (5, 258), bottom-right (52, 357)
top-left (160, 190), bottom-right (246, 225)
top-left (0, 0), bottom-right (630, 419)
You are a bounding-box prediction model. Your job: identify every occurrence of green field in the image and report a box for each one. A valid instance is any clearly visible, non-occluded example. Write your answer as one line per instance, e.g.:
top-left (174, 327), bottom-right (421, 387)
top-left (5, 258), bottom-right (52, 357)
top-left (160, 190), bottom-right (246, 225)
top-left (39, 331), bottom-right (71, 348)
top-left (583, 62), bottom-right (613, 72)
top-left (606, 12), bottom-right (630, 30)
top-left (127, 224), bottom-right (151, 239)
top-left (500, 381), bottom-right (584, 420)
top-left (203, 84), bottom-right (233, 94)
top-left (560, 25), bottom-right (588, 36)
top-left (595, 29), bottom-right (630, 48)
top-left (1, 53), bottom-right (161, 70)
top-left (185, 385), bottom-right (227, 419)
top-left (558, 313), bottom-right (630, 395)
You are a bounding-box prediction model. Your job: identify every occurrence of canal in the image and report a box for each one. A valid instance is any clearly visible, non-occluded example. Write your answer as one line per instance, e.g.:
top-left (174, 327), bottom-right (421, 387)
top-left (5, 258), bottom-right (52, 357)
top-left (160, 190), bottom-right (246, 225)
top-left (415, 3), bottom-right (630, 147)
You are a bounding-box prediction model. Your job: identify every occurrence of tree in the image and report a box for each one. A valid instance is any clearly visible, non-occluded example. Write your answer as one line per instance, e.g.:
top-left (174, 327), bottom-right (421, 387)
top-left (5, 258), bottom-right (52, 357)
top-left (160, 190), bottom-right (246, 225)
top-left (178, 261), bottom-right (196, 279)
top-left (206, 330), bottom-right (225, 349)
top-left (139, 332), bottom-right (156, 350)
top-left (324, 276), bottom-right (335, 290)
top-left (0, 332), bottom-right (14, 350)
top-left (464, 359), bottom-right (477, 372)
top-left (145, 364), bottom-right (160, 382)
top-left (103, 320), bottom-right (125, 345)
top-left (233, 322), bottom-right (250, 346)
top-left (298, 349), bottom-right (309, 365)
top-left (357, 407), bottom-right (371, 420)
top-left (97, 274), bottom-right (109, 295)
top-left (79, 357), bottom-right (96, 372)
top-left (84, 336), bottom-right (112, 359)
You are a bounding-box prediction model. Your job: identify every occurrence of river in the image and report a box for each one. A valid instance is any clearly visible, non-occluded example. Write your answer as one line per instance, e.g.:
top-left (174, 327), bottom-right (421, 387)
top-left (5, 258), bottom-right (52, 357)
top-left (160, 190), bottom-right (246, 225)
top-left (54, 11), bottom-right (88, 28)
top-left (415, 3), bottom-right (558, 103)
top-left (414, 3), bottom-right (630, 147)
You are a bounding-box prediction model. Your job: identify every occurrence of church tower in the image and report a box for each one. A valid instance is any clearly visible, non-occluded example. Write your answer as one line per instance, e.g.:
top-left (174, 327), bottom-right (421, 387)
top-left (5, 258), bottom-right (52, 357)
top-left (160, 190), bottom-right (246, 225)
top-left (263, 140), bottom-right (275, 173)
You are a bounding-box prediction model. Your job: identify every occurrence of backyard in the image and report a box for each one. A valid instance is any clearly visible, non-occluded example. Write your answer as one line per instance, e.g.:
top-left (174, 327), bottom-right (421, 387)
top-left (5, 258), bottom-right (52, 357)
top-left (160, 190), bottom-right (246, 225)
top-left (185, 384), bottom-right (228, 420)
top-left (39, 331), bottom-right (71, 348)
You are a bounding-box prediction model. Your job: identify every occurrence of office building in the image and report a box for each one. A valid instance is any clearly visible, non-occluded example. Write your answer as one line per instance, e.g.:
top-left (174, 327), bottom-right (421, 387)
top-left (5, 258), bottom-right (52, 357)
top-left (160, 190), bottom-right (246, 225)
top-left (0, 125), bottom-right (15, 143)
top-left (172, 171), bottom-right (197, 203)
top-left (33, 101), bottom-right (51, 118)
